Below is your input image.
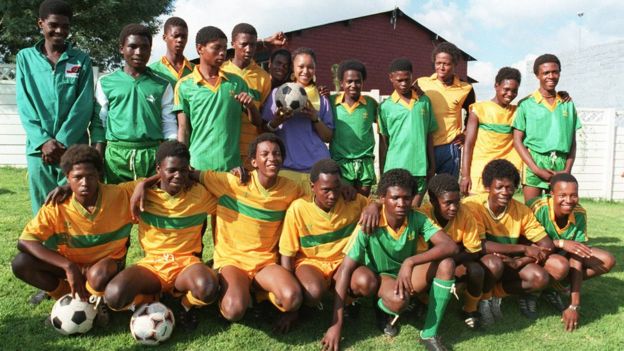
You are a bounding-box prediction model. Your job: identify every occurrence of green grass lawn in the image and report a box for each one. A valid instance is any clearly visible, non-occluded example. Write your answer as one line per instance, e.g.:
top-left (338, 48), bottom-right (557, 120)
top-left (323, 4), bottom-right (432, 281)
top-left (1, 167), bottom-right (623, 350)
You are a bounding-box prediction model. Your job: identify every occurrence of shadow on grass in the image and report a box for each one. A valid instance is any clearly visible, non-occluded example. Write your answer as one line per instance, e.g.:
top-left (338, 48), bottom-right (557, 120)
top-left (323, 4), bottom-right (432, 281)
top-left (0, 188), bottom-right (15, 196)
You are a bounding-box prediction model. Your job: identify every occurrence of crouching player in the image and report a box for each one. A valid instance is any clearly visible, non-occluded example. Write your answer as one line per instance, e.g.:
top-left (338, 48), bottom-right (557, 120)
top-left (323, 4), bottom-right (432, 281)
top-left (421, 174), bottom-right (485, 329)
top-left (322, 169), bottom-right (458, 351)
top-left (463, 160), bottom-right (569, 320)
top-left (104, 141), bottom-right (219, 330)
top-left (12, 145), bottom-right (133, 325)
top-left (528, 173), bottom-right (615, 330)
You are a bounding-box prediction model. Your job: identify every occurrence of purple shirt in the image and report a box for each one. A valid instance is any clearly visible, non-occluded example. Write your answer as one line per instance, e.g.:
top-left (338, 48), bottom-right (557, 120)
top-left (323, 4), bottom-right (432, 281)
top-left (262, 88), bottom-right (334, 172)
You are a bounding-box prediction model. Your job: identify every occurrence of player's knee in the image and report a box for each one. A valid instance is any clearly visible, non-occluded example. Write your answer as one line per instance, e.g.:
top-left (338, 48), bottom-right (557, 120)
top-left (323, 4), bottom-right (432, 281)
top-left (382, 294), bottom-right (409, 314)
top-left (220, 295), bottom-right (247, 322)
top-left (352, 273), bottom-right (378, 297)
top-left (191, 277), bottom-right (219, 303)
top-left (86, 264), bottom-right (113, 292)
top-left (301, 282), bottom-right (324, 306)
top-left (481, 254), bottom-right (504, 279)
top-left (547, 255), bottom-right (570, 281)
top-left (104, 282), bottom-right (129, 310)
top-left (465, 261), bottom-right (485, 284)
top-left (529, 268), bottom-right (550, 291)
top-left (277, 286), bottom-right (303, 312)
top-left (600, 251), bottom-right (616, 273)
top-left (436, 258), bottom-right (456, 279)
top-left (11, 252), bottom-right (33, 280)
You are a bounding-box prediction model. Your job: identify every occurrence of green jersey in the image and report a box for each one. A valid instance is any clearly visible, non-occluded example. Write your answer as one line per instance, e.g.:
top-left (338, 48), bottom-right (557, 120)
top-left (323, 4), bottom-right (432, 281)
top-left (329, 93), bottom-right (378, 160)
top-left (378, 91), bottom-right (437, 176)
top-left (148, 56), bottom-right (194, 88)
top-left (173, 68), bottom-right (250, 171)
top-left (345, 208), bottom-right (440, 276)
top-left (16, 40), bottom-right (94, 155)
top-left (512, 90), bottom-right (581, 154)
top-left (91, 68), bottom-right (176, 143)
top-left (528, 194), bottom-right (588, 242)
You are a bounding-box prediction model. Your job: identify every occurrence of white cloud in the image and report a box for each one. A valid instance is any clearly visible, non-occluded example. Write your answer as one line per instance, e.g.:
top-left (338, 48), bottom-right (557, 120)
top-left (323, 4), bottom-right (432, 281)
top-left (411, 0), bottom-right (477, 52)
top-left (468, 61), bottom-right (497, 100)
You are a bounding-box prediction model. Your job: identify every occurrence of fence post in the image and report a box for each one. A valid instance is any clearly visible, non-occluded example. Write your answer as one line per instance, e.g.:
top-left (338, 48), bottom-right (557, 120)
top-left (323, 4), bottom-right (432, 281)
top-left (604, 109), bottom-right (616, 200)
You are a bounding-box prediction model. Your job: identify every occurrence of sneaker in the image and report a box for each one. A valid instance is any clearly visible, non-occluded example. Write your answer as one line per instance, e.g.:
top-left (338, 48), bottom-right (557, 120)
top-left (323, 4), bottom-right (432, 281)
top-left (29, 290), bottom-right (50, 306)
top-left (177, 308), bottom-right (199, 331)
top-left (518, 294), bottom-right (538, 320)
top-left (94, 303), bottom-right (110, 327)
top-left (491, 296), bottom-right (503, 320)
top-left (542, 289), bottom-right (567, 312)
top-left (478, 299), bottom-right (495, 326)
top-left (463, 310), bottom-right (481, 329)
top-left (407, 298), bottom-right (427, 319)
top-left (343, 300), bottom-right (361, 320)
top-left (374, 306), bottom-right (399, 337)
top-left (419, 335), bottom-right (449, 351)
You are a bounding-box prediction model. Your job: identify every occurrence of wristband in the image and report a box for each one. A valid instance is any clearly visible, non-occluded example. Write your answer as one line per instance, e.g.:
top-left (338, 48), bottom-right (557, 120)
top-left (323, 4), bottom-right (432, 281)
top-left (568, 304), bottom-right (580, 311)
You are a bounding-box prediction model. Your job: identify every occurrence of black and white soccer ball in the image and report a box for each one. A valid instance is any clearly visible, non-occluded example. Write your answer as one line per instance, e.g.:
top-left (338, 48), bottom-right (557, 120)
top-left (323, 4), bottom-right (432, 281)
top-left (130, 302), bottom-right (175, 345)
top-left (275, 82), bottom-right (308, 112)
top-left (50, 294), bottom-right (97, 335)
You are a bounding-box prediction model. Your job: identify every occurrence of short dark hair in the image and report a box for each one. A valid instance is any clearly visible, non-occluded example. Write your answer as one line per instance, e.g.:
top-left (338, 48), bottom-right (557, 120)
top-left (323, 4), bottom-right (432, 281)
top-left (39, 0), bottom-right (72, 20)
top-left (60, 145), bottom-right (103, 175)
top-left (232, 23), bottom-right (257, 39)
top-left (377, 168), bottom-right (414, 197)
top-left (119, 23), bottom-right (152, 47)
top-left (338, 59), bottom-right (367, 81)
top-left (156, 140), bottom-right (190, 166)
top-left (495, 67), bottom-right (521, 85)
top-left (164, 17), bottom-right (188, 32)
top-left (310, 159), bottom-right (341, 183)
top-left (427, 174), bottom-right (460, 203)
top-left (482, 159), bottom-right (520, 188)
top-left (389, 58), bottom-right (412, 73)
top-left (248, 133), bottom-right (286, 160)
top-left (196, 26), bottom-right (227, 46)
top-left (270, 49), bottom-right (291, 64)
top-left (550, 173), bottom-right (578, 191)
top-left (533, 54), bottom-right (561, 75)
top-left (432, 42), bottom-right (461, 65)
top-left (292, 47), bottom-right (316, 65)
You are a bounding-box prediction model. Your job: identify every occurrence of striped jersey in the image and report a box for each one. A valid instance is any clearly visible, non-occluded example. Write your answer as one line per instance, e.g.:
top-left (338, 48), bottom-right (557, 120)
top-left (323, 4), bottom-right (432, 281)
top-left (419, 202), bottom-right (482, 253)
top-left (528, 194), bottom-right (588, 242)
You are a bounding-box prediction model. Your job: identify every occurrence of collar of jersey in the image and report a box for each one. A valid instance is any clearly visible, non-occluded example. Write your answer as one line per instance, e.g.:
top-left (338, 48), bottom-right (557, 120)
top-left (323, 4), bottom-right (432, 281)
top-left (160, 55), bottom-right (193, 78)
top-left (429, 73), bottom-right (462, 88)
top-left (379, 206), bottom-right (409, 240)
top-left (192, 67), bottom-right (228, 91)
top-left (390, 90), bottom-right (418, 109)
top-left (35, 39), bottom-right (78, 61)
top-left (70, 185), bottom-right (103, 222)
top-left (531, 90), bottom-right (563, 112)
top-left (547, 195), bottom-right (575, 234)
top-left (335, 92), bottom-right (367, 113)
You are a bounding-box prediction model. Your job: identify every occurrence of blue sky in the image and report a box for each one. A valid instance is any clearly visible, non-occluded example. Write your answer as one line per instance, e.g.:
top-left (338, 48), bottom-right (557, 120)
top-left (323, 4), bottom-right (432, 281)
top-left (152, 0), bottom-right (624, 99)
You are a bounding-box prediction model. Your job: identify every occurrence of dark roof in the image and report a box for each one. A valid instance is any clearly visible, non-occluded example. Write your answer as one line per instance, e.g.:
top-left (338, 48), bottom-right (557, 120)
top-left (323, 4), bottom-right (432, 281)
top-left (283, 7), bottom-right (476, 62)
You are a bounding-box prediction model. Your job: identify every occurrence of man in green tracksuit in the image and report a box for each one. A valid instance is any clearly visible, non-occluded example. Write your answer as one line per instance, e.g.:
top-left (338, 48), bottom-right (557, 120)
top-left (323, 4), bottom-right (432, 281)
top-left (16, 0), bottom-right (94, 215)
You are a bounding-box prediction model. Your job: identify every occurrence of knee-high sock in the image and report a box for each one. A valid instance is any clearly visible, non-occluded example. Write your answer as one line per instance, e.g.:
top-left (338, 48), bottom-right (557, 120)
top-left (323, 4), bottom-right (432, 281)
top-left (420, 278), bottom-right (455, 339)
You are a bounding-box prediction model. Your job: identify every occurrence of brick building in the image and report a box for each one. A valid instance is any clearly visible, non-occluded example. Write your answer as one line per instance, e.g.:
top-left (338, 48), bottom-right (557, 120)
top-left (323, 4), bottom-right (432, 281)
top-left (257, 8), bottom-right (476, 95)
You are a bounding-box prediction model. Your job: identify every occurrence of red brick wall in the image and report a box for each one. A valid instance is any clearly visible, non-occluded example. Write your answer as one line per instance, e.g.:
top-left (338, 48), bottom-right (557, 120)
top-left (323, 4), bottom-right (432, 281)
top-left (284, 13), bottom-right (469, 95)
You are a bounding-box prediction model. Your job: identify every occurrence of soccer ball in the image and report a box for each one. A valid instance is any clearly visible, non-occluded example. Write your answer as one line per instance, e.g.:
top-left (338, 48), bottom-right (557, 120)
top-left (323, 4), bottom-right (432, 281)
top-left (130, 302), bottom-right (175, 345)
top-left (50, 294), bottom-right (97, 335)
top-left (275, 82), bottom-right (308, 112)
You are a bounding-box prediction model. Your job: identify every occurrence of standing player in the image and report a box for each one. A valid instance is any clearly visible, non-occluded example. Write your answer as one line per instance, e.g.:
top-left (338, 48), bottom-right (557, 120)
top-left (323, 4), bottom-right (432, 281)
top-left (329, 59), bottom-right (378, 197)
top-left (175, 26), bottom-right (261, 172)
top-left (379, 58), bottom-right (437, 207)
top-left (322, 169), bottom-right (458, 351)
top-left (16, 0), bottom-right (94, 215)
top-left (416, 42), bottom-right (475, 177)
top-left (461, 67), bottom-right (523, 195)
top-left (512, 54), bottom-right (581, 202)
top-left (91, 24), bottom-right (177, 184)
top-left (11, 145), bottom-right (133, 325)
top-left (149, 17), bottom-right (194, 88)
top-left (528, 173), bottom-right (615, 330)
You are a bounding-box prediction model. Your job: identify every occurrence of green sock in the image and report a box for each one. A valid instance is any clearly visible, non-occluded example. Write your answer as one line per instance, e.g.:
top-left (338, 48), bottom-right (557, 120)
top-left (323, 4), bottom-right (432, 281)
top-left (420, 278), bottom-right (455, 339)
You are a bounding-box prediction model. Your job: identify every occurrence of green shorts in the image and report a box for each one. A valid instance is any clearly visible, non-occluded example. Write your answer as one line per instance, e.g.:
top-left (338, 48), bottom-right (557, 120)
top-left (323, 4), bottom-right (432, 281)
top-left (523, 149), bottom-right (567, 190)
top-left (337, 158), bottom-right (376, 187)
top-left (104, 140), bottom-right (159, 184)
top-left (413, 176), bottom-right (427, 195)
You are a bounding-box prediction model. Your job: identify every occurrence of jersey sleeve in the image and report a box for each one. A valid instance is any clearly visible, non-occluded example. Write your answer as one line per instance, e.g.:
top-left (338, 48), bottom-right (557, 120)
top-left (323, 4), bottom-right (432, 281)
top-left (572, 104), bottom-right (582, 130)
top-left (202, 188), bottom-right (218, 216)
top-left (461, 214), bottom-right (482, 253)
top-left (172, 80), bottom-right (188, 114)
top-left (377, 102), bottom-right (389, 136)
top-left (319, 96), bottom-right (335, 130)
top-left (160, 83), bottom-right (178, 140)
top-left (511, 102), bottom-right (527, 132)
top-left (199, 170), bottom-right (230, 198)
top-left (573, 210), bottom-right (588, 242)
top-left (415, 210), bottom-right (442, 242)
top-left (462, 200), bottom-right (487, 239)
top-left (344, 228), bottom-right (368, 264)
top-left (522, 209), bottom-right (548, 242)
top-left (279, 204), bottom-right (302, 257)
top-left (20, 205), bottom-right (58, 242)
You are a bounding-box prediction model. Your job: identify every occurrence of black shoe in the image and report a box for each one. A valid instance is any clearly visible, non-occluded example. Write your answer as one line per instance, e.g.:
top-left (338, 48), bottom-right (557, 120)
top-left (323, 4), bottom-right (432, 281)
top-left (542, 289), bottom-right (567, 312)
top-left (29, 290), bottom-right (50, 306)
top-left (343, 300), bottom-right (361, 320)
top-left (94, 303), bottom-right (110, 327)
top-left (177, 308), bottom-right (199, 331)
top-left (462, 310), bottom-right (481, 330)
top-left (420, 335), bottom-right (449, 351)
top-left (407, 299), bottom-right (427, 319)
top-left (374, 306), bottom-right (399, 337)
top-left (518, 294), bottom-right (538, 320)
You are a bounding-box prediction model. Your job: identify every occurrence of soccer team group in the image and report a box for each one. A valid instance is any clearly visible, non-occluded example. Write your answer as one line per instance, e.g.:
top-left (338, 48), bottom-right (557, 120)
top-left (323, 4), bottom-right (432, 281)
top-left (11, 1), bottom-right (617, 350)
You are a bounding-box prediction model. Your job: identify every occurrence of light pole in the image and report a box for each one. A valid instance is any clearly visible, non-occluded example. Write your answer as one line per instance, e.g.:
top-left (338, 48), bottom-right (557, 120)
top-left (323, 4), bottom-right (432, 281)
top-left (577, 12), bottom-right (584, 52)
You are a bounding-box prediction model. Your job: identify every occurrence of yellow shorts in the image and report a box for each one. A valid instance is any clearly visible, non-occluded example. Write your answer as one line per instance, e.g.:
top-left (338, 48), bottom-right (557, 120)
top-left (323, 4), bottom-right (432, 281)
top-left (279, 169), bottom-right (312, 196)
top-left (216, 262), bottom-right (276, 280)
top-left (296, 258), bottom-right (342, 281)
top-left (137, 255), bottom-right (203, 294)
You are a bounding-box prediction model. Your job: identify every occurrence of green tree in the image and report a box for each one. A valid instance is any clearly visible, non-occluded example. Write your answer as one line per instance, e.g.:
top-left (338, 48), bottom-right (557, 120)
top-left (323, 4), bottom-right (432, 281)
top-left (0, 0), bottom-right (175, 69)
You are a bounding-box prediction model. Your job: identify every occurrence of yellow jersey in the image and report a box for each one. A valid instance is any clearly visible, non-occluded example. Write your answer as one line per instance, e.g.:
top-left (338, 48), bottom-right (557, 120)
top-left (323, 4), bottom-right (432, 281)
top-left (419, 202), bottom-right (482, 253)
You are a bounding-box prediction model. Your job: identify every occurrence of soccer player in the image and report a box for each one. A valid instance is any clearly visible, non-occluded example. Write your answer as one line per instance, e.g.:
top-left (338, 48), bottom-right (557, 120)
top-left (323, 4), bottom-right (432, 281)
top-left (16, 0), bottom-right (94, 215)
top-left (421, 174), bottom-right (485, 329)
top-left (263, 47), bottom-right (334, 193)
top-left (322, 169), bottom-right (458, 351)
top-left (416, 42), bottom-right (475, 178)
top-left (329, 59), bottom-right (378, 197)
top-left (528, 173), bottom-right (615, 330)
top-left (149, 17), bottom-right (194, 87)
top-left (512, 54), bottom-right (581, 202)
top-left (175, 26), bottom-right (261, 171)
top-left (11, 145), bottom-right (133, 325)
top-left (268, 49), bottom-right (292, 89)
top-left (461, 67), bottom-right (523, 195)
top-left (91, 24), bottom-right (177, 184)
top-left (379, 58), bottom-right (437, 207)
top-left (462, 159), bottom-right (569, 320)
top-left (104, 141), bottom-right (219, 330)
top-left (279, 159), bottom-right (370, 330)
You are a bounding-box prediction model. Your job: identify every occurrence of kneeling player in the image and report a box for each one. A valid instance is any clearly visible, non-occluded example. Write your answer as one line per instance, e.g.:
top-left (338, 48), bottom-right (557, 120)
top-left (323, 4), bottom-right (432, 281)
top-left (104, 141), bottom-right (219, 330)
top-left (322, 169), bottom-right (458, 351)
top-left (529, 173), bottom-right (615, 330)
top-left (12, 145), bottom-right (134, 326)
top-left (421, 174), bottom-right (486, 329)
top-left (463, 160), bottom-right (569, 320)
